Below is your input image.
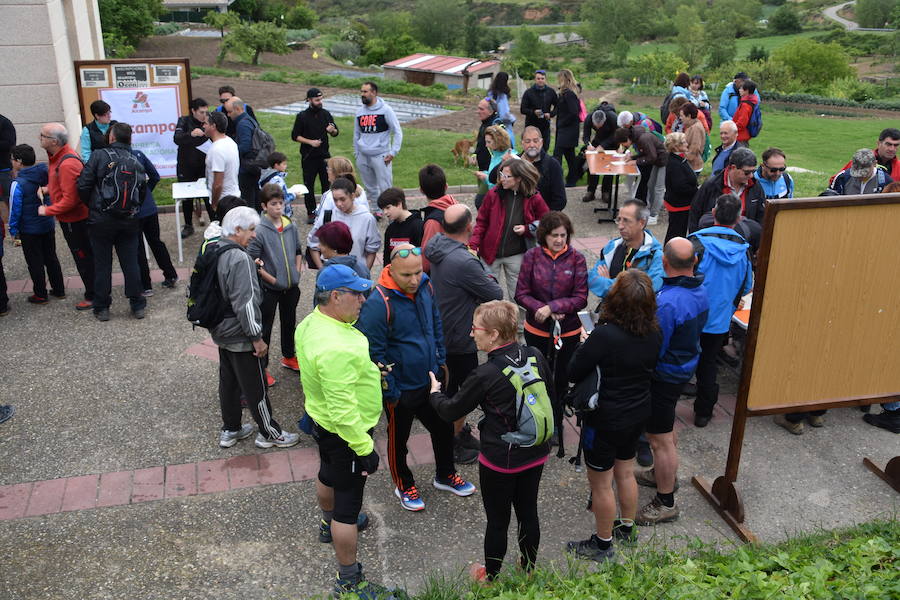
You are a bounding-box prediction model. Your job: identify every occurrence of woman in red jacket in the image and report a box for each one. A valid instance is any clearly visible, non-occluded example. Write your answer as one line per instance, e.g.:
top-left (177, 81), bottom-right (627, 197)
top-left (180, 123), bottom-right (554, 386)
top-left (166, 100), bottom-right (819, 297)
top-left (470, 158), bottom-right (549, 300)
top-left (733, 80), bottom-right (759, 144)
top-left (514, 211), bottom-right (588, 445)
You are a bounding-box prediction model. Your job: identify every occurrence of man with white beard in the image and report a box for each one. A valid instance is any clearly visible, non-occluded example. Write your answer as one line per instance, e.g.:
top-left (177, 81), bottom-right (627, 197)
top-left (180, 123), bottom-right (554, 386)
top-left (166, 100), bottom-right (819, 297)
top-left (519, 126), bottom-right (566, 211)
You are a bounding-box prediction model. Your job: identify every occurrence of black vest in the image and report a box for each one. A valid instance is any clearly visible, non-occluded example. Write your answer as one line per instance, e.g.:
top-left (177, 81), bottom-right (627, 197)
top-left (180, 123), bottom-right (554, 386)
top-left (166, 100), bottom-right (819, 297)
top-left (87, 120), bottom-right (117, 153)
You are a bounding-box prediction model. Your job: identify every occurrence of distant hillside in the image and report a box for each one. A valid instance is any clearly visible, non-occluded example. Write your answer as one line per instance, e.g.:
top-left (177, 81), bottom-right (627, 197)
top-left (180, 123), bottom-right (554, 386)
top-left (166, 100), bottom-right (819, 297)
top-left (307, 0), bottom-right (585, 25)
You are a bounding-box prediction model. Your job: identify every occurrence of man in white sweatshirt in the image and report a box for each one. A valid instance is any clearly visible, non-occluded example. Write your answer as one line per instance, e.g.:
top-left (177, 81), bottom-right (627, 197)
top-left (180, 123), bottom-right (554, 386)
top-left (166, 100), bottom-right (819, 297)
top-left (353, 81), bottom-right (403, 216)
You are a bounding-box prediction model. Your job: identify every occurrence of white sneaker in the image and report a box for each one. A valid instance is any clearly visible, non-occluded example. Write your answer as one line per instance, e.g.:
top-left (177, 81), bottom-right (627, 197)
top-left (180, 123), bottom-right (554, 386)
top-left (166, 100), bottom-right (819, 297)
top-left (255, 430), bottom-right (300, 448)
top-left (219, 423), bottom-right (254, 448)
top-left (647, 215), bottom-right (659, 225)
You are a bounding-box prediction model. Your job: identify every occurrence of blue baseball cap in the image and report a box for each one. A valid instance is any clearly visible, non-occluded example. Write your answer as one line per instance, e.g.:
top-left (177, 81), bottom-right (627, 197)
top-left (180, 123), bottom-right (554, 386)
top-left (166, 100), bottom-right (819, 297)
top-left (316, 264), bottom-right (373, 293)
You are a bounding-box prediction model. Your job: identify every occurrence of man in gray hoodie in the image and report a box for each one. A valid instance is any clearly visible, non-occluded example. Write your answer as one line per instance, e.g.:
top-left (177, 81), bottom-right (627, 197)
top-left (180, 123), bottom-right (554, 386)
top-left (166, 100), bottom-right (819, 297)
top-left (424, 204), bottom-right (503, 463)
top-left (353, 81), bottom-right (403, 214)
top-left (213, 206), bottom-right (300, 450)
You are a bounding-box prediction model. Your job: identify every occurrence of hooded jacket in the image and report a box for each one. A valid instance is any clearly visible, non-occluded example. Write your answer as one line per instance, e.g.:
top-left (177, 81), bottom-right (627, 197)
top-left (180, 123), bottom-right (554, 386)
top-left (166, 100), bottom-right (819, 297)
top-left (356, 267), bottom-right (446, 399)
top-left (755, 168), bottom-right (794, 199)
top-left (470, 186), bottom-right (549, 265)
top-left (655, 275), bottom-right (709, 384)
top-left (258, 167), bottom-right (295, 217)
top-left (248, 214), bottom-right (302, 291)
top-left (431, 343), bottom-right (551, 471)
top-left (733, 94), bottom-right (759, 143)
top-left (424, 233), bottom-right (503, 355)
top-left (420, 194), bottom-right (458, 271)
top-left (353, 97), bottom-right (403, 157)
top-left (588, 231), bottom-right (664, 299)
top-left (9, 163), bottom-right (54, 236)
top-left (689, 226), bottom-right (753, 335)
top-left (515, 244), bottom-right (588, 337)
top-left (211, 238), bottom-right (264, 352)
top-left (307, 202), bottom-right (380, 265)
top-left (688, 166), bottom-right (766, 233)
top-left (718, 83), bottom-right (760, 122)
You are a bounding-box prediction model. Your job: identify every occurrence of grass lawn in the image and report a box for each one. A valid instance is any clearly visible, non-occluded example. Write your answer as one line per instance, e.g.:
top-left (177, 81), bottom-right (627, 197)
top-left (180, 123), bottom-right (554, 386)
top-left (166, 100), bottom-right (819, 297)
top-left (629, 31), bottom-right (822, 60)
top-left (153, 104), bottom-right (886, 206)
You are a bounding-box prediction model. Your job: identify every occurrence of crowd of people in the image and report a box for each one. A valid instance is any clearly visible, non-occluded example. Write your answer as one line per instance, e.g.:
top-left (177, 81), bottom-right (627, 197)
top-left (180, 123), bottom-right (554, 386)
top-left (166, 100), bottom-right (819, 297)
top-left (1, 66), bottom-right (899, 598)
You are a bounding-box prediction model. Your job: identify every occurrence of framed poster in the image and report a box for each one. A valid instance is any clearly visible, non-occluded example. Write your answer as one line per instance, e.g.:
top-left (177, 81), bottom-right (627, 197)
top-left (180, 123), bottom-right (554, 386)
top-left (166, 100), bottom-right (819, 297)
top-left (80, 68), bottom-right (109, 88)
top-left (153, 64), bottom-right (181, 84)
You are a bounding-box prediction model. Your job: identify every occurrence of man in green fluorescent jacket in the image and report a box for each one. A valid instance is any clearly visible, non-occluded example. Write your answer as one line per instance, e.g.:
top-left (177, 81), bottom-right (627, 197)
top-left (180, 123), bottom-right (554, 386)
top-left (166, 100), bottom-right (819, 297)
top-left (296, 263), bottom-right (398, 599)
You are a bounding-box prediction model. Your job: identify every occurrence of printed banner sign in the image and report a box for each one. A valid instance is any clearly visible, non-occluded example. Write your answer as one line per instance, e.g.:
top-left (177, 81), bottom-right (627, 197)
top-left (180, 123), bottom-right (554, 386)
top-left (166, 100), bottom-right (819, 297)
top-left (113, 64), bottom-right (149, 88)
top-left (100, 86), bottom-right (181, 177)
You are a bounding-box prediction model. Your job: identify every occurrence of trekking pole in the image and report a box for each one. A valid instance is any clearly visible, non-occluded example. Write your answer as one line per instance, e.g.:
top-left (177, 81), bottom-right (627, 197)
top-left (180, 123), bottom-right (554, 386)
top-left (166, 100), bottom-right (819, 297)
top-left (548, 321), bottom-right (566, 459)
top-left (567, 413), bottom-right (583, 472)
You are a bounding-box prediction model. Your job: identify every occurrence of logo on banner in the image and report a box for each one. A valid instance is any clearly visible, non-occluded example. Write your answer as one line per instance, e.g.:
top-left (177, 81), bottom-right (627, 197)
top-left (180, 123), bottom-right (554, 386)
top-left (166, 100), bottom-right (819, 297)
top-left (132, 92), bottom-right (151, 113)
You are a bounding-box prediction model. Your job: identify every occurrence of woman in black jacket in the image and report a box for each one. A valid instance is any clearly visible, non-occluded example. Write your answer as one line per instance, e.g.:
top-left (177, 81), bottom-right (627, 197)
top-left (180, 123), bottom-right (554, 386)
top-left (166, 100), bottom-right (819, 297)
top-left (566, 270), bottom-right (661, 563)
top-left (430, 300), bottom-right (551, 581)
top-left (662, 132), bottom-right (698, 242)
top-left (554, 69), bottom-right (582, 187)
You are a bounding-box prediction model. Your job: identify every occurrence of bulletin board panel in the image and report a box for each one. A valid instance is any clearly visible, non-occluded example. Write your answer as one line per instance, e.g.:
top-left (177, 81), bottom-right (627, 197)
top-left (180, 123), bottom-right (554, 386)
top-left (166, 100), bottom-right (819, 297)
top-left (741, 194), bottom-right (900, 414)
top-left (73, 58), bottom-right (192, 177)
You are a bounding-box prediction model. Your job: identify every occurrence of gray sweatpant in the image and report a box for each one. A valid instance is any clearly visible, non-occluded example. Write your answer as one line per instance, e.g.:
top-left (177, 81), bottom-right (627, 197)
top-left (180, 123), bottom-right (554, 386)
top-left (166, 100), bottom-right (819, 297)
top-left (356, 153), bottom-right (393, 211)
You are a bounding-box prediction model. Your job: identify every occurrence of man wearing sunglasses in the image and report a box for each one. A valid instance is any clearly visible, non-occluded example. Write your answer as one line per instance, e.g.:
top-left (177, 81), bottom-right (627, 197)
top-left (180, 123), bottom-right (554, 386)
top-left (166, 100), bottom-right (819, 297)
top-left (357, 243), bottom-right (476, 513)
top-left (688, 147), bottom-right (765, 234)
top-left (755, 148), bottom-right (793, 200)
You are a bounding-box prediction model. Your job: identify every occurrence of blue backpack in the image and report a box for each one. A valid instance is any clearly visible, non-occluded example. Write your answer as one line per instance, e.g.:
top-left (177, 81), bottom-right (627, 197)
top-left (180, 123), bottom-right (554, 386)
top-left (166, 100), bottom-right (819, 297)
top-left (741, 99), bottom-right (763, 138)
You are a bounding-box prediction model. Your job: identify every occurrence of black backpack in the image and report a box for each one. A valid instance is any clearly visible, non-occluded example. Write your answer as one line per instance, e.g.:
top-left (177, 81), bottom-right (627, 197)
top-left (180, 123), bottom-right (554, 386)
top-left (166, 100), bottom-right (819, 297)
top-left (186, 240), bottom-right (233, 330)
top-left (659, 92), bottom-right (675, 123)
top-left (246, 117), bottom-right (276, 170)
top-left (98, 149), bottom-right (145, 218)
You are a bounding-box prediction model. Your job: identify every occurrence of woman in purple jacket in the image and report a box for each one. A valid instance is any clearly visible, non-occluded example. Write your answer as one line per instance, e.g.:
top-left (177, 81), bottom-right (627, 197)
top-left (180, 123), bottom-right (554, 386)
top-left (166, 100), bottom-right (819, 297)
top-left (514, 211), bottom-right (588, 445)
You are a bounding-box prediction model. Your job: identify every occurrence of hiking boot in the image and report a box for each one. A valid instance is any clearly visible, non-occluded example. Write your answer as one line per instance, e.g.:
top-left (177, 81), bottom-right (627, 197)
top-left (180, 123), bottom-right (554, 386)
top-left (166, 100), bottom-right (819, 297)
top-left (566, 534), bottom-right (615, 563)
top-left (132, 307), bottom-right (145, 320)
top-left (433, 473), bottom-right (476, 497)
top-left (635, 468), bottom-right (680, 491)
top-left (635, 496), bottom-right (680, 525)
top-left (334, 564), bottom-right (400, 599)
top-left (694, 414), bottom-right (711, 428)
top-left (75, 300), bottom-right (93, 311)
top-left (255, 430), bottom-right (300, 448)
top-left (280, 356), bottom-right (300, 372)
top-left (636, 440), bottom-right (653, 467)
top-left (774, 414), bottom-right (804, 435)
top-left (581, 191), bottom-right (596, 203)
top-left (162, 278), bottom-right (178, 288)
top-left (94, 308), bottom-right (110, 322)
top-left (453, 444), bottom-right (479, 465)
top-left (219, 423), bottom-right (254, 448)
top-left (612, 519), bottom-right (638, 545)
top-left (395, 486), bottom-right (425, 511)
top-left (455, 423), bottom-right (480, 450)
top-left (0, 405), bottom-right (15, 425)
top-left (863, 410), bottom-right (900, 434)
top-left (180, 225), bottom-right (194, 239)
top-left (0, 306), bottom-right (8, 317)
top-left (319, 512), bottom-right (370, 543)
top-left (27, 295), bottom-right (48, 304)
top-left (807, 414), bottom-right (825, 428)
top-left (266, 370), bottom-right (276, 387)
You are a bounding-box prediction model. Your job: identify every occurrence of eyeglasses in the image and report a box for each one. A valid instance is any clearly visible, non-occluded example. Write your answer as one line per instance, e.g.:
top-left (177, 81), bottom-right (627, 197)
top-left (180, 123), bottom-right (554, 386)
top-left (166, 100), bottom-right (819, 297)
top-left (499, 172), bottom-right (514, 180)
top-left (740, 169), bottom-right (756, 177)
top-left (614, 216), bottom-right (636, 225)
top-left (335, 288), bottom-right (364, 297)
top-left (219, 98), bottom-right (228, 104)
top-left (471, 325), bottom-right (490, 333)
top-left (391, 247), bottom-right (422, 259)
top-left (764, 165), bottom-right (786, 172)
top-left (39, 133), bottom-right (55, 139)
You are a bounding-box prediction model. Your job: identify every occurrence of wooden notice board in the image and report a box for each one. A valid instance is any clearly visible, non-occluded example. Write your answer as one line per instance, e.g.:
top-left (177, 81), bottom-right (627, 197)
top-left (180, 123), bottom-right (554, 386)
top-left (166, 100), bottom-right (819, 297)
top-left (743, 195), bottom-right (900, 414)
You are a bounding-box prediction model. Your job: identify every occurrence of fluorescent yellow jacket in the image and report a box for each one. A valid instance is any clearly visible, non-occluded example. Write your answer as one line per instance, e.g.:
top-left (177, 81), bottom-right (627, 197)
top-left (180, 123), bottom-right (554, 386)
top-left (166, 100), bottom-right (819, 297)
top-left (295, 307), bottom-right (382, 456)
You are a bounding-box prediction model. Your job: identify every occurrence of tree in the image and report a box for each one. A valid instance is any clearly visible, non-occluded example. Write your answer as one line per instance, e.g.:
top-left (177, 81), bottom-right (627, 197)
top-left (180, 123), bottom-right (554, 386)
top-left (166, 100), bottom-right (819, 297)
top-left (856, 0), bottom-right (894, 28)
top-left (768, 5), bottom-right (802, 35)
top-left (674, 5), bottom-right (706, 69)
top-left (747, 45), bottom-right (769, 62)
top-left (612, 36), bottom-right (630, 67)
top-left (411, 0), bottom-right (465, 52)
top-left (628, 51), bottom-right (688, 86)
top-left (222, 21), bottom-right (291, 65)
top-left (505, 26), bottom-right (548, 75)
top-left (284, 3), bottom-right (318, 29)
top-left (770, 39), bottom-right (854, 88)
top-left (581, 0), bottom-right (635, 62)
top-left (204, 11), bottom-right (240, 37)
top-left (362, 33), bottom-right (418, 66)
top-left (98, 0), bottom-right (163, 47)
top-left (704, 8), bottom-right (738, 67)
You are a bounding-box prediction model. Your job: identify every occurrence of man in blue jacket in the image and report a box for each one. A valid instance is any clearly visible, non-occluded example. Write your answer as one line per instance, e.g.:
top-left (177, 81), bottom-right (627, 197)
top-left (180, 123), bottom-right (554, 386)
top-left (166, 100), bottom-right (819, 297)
top-left (356, 243), bottom-right (475, 512)
top-left (588, 199), bottom-right (664, 300)
top-left (689, 195), bottom-right (753, 427)
top-left (755, 147), bottom-right (793, 199)
top-left (225, 97), bottom-right (261, 210)
top-left (718, 72), bottom-right (760, 122)
top-left (636, 237), bottom-right (708, 525)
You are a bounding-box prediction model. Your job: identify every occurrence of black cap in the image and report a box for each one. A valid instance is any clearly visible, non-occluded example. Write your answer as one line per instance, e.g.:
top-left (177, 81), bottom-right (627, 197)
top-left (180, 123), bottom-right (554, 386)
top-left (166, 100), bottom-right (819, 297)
top-left (306, 88), bottom-right (323, 99)
top-left (733, 72), bottom-right (748, 80)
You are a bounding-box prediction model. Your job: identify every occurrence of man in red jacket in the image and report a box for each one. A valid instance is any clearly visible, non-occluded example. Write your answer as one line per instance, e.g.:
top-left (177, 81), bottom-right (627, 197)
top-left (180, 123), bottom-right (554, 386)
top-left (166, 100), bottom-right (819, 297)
top-left (830, 127), bottom-right (900, 185)
top-left (732, 80), bottom-right (759, 146)
top-left (37, 122), bottom-right (94, 310)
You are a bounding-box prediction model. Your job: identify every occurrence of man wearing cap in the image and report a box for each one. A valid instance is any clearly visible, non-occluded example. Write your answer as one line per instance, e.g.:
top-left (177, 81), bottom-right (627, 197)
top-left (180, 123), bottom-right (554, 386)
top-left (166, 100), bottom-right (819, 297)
top-left (292, 88), bottom-right (339, 225)
top-left (356, 243), bottom-right (476, 513)
top-left (828, 149), bottom-right (893, 195)
top-left (295, 264), bottom-right (394, 598)
top-left (830, 127), bottom-right (900, 186)
top-left (718, 72), bottom-right (760, 122)
top-left (520, 70), bottom-right (558, 152)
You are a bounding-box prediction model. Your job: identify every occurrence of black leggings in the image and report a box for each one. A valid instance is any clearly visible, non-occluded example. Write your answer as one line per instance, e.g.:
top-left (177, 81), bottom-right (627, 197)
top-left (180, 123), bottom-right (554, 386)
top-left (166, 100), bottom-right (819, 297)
top-left (554, 146), bottom-right (579, 186)
top-left (480, 462), bottom-right (544, 579)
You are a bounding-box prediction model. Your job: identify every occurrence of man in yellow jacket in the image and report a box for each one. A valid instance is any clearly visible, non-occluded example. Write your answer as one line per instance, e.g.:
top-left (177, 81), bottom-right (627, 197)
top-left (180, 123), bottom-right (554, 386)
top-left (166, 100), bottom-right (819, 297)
top-left (296, 264), bottom-right (399, 598)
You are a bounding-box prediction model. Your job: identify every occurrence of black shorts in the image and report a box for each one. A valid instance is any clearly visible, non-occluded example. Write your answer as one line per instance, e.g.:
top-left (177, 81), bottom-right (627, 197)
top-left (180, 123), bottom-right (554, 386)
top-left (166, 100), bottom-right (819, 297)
top-left (646, 379), bottom-right (686, 434)
top-left (581, 423), bottom-right (643, 472)
top-left (315, 425), bottom-right (369, 525)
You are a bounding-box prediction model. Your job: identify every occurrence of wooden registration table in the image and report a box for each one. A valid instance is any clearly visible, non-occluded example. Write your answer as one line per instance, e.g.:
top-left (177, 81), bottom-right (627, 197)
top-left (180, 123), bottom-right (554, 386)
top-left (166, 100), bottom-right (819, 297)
top-left (585, 151), bottom-right (640, 223)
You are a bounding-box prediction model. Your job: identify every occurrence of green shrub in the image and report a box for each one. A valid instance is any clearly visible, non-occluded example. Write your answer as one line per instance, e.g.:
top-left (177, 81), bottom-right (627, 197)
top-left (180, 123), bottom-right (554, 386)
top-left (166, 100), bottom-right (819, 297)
top-left (102, 32), bottom-right (134, 58)
top-left (153, 22), bottom-right (182, 36)
top-left (285, 29), bottom-right (316, 44)
top-left (768, 5), bottom-right (803, 34)
top-left (284, 3), bottom-right (317, 29)
top-left (627, 51), bottom-right (688, 87)
top-left (329, 41), bottom-right (360, 62)
top-left (259, 70), bottom-right (289, 83)
top-left (192, 66), bottom-right (241, 77)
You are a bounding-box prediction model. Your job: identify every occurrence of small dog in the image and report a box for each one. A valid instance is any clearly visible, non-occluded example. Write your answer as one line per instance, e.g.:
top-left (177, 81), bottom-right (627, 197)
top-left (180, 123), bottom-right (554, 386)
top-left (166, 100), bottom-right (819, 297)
top-left (452, 138), bottom-right (475, 166)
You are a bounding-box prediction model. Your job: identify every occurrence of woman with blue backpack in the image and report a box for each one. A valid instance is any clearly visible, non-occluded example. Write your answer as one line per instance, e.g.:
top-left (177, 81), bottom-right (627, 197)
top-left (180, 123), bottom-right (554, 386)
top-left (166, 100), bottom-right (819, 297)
top-left (430, 300), bottom-right (553, 582)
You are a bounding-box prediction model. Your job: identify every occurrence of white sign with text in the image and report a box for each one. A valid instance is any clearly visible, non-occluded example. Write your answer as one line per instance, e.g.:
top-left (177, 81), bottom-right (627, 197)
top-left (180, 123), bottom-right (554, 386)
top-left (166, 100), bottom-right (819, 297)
top-left (101, 86), bottom-right (181, 178)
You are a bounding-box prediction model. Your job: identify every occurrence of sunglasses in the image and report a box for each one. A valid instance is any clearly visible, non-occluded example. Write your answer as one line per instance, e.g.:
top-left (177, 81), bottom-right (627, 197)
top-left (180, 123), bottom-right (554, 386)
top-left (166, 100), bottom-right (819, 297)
top-left (219, 98), bottom-right (228, 104)
top-left (391, 247), bottom-right (422, 259)
top-left (764, 165), bottom-right (786, 172)
top-left (740, 169), bottom-right (756, 177)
